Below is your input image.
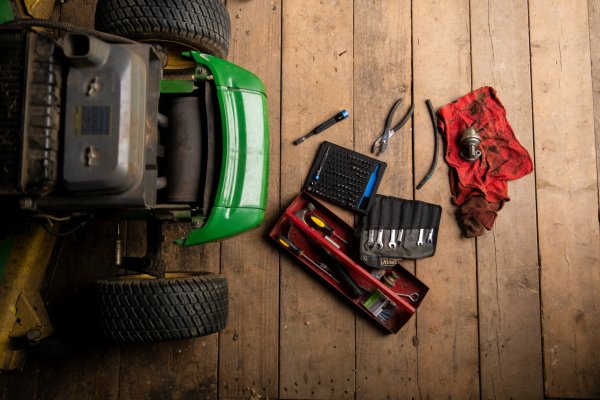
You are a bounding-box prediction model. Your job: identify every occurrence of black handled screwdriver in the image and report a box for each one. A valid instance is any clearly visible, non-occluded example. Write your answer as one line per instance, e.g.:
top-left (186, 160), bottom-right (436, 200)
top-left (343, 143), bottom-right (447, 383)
top-left (306, 214), bottom-right (349, 245)
top-left (277, 235), bottom-right (363, 298)
top-left (276, 235), bottom-right (338, 282)
top-left (293, 110), bottom-right (349, 145)
top-left (320, 250), bottom-right (365, 299)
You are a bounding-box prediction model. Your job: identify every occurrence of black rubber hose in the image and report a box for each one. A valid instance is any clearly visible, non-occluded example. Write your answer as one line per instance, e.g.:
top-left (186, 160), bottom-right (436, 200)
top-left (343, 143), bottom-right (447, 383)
top-left (416, 99), bottom-right (439, 190)
top-left (0, 18), bottom-right (137, 44)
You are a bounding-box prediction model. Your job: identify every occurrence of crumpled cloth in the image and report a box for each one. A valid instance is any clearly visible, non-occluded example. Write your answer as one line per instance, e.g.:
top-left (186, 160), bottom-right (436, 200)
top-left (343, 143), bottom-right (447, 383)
top-left (437, 86), bottom-right (533, 237)
top-left (456, 197), bottom-right (503, 238)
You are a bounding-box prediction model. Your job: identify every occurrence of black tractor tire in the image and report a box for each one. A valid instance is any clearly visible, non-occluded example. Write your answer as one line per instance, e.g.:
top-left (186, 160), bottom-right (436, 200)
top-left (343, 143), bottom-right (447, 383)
top-left (94, 0), bottom-right (231, 58)
top-left (94, 272), bottom-right (228, 342)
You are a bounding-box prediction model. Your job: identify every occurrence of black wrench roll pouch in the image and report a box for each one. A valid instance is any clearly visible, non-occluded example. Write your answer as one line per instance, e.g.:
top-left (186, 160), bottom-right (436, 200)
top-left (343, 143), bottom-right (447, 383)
top-left (357, 195), bottom-right (442, 269)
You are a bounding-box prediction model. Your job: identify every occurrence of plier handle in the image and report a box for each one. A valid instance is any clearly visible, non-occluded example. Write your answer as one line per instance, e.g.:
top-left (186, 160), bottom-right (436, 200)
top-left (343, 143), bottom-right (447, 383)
top-left (371, 98), bottom-right (414, 156)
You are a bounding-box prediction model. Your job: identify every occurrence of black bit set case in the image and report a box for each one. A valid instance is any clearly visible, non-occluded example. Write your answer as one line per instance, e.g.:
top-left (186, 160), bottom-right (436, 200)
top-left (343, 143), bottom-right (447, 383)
top-left (303, 141), bottom-right (386, 213)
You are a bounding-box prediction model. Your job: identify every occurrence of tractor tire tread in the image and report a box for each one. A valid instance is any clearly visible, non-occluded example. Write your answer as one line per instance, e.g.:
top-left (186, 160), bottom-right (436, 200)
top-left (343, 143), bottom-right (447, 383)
top-left (95, 0), bottom-right (230, 58)
top-left (94, 272), bottom-right (227, 342)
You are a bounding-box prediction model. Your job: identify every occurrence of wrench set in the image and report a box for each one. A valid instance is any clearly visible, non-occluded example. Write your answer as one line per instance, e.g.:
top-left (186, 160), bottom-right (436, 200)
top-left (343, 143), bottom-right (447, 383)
top-left (357, 195), bottom-right (442, 269)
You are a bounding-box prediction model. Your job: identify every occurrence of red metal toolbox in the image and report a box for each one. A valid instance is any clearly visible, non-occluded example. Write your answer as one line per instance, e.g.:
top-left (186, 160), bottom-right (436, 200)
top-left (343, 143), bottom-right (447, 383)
top-left (269, 192), bottom-right (428, 333)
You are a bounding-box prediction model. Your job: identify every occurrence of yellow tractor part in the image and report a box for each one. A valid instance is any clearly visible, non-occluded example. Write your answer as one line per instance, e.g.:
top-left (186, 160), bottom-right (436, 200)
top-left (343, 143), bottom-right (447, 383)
top-left (19, 0), bottom-right (55, 19)
top-left (0, 226), bottom-right (55, 371)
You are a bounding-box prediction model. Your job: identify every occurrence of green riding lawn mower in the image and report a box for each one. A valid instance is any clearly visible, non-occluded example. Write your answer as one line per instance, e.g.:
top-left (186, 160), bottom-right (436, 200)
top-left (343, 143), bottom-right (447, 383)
top-left (0, 0), bottom-right (269, 370)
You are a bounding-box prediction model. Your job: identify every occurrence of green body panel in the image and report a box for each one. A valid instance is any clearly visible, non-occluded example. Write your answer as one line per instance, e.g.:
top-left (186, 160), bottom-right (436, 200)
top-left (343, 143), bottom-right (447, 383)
top-left (160, 79), bottom-right (195, 94)
top-left (181, 207), bottom-right (266, 246)
top-left (187, 52), bottom-right (266, 93)
top-left (180, 52), bottom-right (269, 246)
top-left (0, 0), bottom-right (14, 24)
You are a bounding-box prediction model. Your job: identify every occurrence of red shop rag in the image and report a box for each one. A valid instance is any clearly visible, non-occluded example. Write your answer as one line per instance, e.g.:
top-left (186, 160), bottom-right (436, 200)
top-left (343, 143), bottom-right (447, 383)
top-left (436, 86), bottom-right (533, 237)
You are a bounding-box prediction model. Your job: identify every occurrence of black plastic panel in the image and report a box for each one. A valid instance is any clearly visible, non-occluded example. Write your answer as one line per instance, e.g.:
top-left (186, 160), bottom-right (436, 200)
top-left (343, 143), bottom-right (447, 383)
top-left (304, 141), bottom-right (387, 213)
top-left (0, 32), bottom-right (26, 195)
top-left (0, 31), bottom-right (62, 196)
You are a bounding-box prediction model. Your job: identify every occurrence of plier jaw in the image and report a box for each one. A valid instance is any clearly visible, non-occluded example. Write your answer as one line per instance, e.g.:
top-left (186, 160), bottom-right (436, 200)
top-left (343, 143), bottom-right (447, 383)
top-left (371, 129), bottom-right (392, 156)
top-left (371, 98), bottom-right (414, 156)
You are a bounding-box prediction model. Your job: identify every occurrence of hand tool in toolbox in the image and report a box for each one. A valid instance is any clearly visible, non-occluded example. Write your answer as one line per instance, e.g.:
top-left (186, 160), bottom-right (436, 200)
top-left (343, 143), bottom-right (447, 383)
top-left (291, 204), bottom-right (363, 297)
top-left (364, 267), bottom-right (427, 321)
top-left (381, 271), bottom-right (420, 302)
top-left (306, 212), bottom-right (349, 246)
top-left (275, 234), bottom-right (339, 282)
top-left (270, 192), bottom-right (429, 334)
top-left (371, 98), bottom-right (414, 156)
top-left (294, 202), bottom-right (348, 248)
top-left (319, 248), bottom-right (365, 298)
top-left (279, 228), bottom-right (364, 299)
top-left (304, 141), bottom-right (386, 213)
top-left (293, 110), bottom-right (349, 145)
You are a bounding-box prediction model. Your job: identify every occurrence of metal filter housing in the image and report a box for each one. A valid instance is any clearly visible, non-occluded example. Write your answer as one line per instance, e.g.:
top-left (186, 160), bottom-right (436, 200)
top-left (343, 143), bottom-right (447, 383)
top-left (62, 33), bottom-right (148, 195)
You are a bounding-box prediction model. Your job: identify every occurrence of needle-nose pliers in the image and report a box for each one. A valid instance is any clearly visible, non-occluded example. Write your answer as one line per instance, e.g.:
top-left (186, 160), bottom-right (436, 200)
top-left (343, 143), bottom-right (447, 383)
top-left (371, 98), bottom-right (414, 156)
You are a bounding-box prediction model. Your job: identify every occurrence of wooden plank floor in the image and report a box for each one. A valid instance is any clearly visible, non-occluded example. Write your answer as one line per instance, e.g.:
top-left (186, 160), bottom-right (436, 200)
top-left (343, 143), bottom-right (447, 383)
top-left (1, 0), bottom-right (599, 399)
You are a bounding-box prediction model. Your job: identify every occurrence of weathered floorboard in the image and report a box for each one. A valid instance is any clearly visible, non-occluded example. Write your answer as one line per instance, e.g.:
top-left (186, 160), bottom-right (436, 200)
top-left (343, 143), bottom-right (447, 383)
top-left (353, 1), bottom-right (418, 398)
top-left (0, 1), bottom-right (599, 398)
top-left (412, 1), bottom-right (480, 398)
top-left (470, 1), bottom-right (545, 399)
top-left (0, 362), bottom-right (38, 400)
top-left (589, 0), bottom-right (600, 225)
top-left (279, 1), bottom-right (355, 398)
top-left (117, 223), bottom-right (220, 400)
top-left (35, 221), bottom-right (121, 400)
top-left (58, 0), bottom-right (97, 26)
top-left (218, 0), bottom-right (281, 398)
top-left (529, 0), bottom-right (600, 397)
